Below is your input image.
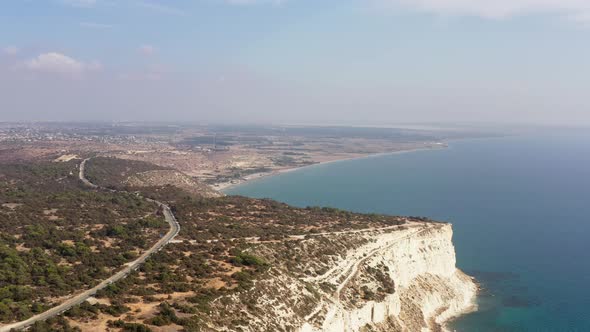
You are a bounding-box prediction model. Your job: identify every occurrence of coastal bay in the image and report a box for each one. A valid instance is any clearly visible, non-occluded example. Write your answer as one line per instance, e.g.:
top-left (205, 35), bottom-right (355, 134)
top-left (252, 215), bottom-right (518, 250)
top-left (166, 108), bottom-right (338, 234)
top-left (226, 133), bottom-right (590, 331)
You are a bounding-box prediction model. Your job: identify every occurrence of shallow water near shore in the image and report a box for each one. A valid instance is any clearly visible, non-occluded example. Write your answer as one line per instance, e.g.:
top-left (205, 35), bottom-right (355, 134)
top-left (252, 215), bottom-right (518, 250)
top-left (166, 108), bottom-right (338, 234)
top-left (225, 133), bottom-right (590, 331)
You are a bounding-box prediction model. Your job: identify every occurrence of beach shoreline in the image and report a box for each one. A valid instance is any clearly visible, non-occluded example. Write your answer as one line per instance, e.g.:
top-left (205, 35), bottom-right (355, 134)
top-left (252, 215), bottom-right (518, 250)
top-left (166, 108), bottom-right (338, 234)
top-left (212, 143), bottom-right (448, 192)
top-left (213, 140), bottom-right (482, 331)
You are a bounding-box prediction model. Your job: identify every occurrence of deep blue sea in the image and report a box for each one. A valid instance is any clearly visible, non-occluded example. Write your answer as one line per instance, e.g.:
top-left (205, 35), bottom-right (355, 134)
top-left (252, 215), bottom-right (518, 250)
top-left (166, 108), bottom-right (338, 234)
top-left (225, 133), bottom-right (590, 332)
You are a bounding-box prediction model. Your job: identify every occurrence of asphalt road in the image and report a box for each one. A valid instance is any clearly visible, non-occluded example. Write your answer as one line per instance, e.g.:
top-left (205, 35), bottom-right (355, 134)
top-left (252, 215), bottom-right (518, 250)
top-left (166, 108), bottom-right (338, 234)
top-left (0, 158), bottom-right (180, 331)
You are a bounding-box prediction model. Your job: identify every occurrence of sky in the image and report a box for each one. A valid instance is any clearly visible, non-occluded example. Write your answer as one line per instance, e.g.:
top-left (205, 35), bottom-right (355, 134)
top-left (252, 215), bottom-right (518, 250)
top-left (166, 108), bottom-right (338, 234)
top-left (1, 0), bottom-right (590, 125)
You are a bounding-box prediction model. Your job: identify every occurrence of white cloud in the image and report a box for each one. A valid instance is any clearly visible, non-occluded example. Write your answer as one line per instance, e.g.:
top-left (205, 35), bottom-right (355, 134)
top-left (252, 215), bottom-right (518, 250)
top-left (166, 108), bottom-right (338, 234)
top-left (387, 0), bottom-right (590, 20)
top-left (2, 46), bottom-right (19, 56)
top-left (24, 52), bottom-right (101, 76)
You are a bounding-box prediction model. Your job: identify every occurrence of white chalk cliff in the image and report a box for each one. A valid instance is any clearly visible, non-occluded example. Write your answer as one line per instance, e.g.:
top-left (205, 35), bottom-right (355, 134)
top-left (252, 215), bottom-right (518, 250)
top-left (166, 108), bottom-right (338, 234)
top-left (209, 222), bottom-right (477, 332)
top-left (298, 223), bottom-right (477, 332)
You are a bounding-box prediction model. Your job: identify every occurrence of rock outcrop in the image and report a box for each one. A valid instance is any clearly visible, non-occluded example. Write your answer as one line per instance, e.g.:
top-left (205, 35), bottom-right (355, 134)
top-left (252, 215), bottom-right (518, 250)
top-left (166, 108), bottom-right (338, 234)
top-left (207, 222), bottom-right (476, 332)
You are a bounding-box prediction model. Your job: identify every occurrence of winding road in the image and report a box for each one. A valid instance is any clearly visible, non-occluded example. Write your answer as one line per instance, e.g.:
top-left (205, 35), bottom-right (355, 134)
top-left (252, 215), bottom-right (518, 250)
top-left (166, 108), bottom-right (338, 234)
top-left (0, 158), bottom-right (180, 332)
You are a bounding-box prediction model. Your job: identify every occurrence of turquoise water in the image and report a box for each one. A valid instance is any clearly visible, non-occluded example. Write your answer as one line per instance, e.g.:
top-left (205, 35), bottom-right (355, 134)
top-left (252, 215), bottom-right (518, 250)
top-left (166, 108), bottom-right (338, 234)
top-left (226, 134), bottom-right (590, 332)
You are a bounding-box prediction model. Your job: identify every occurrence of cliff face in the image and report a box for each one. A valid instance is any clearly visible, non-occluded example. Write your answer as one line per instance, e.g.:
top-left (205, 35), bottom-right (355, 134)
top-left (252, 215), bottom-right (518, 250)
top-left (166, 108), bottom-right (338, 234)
top-left (208, 223), bottom-right (476, 332)
top-left (298, 224), bottom-right (477, 332)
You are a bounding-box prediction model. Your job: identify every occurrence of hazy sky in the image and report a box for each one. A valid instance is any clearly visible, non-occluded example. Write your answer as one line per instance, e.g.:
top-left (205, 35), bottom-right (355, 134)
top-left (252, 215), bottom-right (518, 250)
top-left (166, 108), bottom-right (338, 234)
top-left (1, 0), bottom-right (589, 125)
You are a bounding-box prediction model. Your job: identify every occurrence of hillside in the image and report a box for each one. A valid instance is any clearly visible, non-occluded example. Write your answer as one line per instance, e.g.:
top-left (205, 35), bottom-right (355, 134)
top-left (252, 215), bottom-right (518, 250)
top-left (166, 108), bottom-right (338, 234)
top-left (0, 157), bottom-right (475, 332)
top-left (0, 160), bottom-right (168, 325)
top-left (85, 157), bottom-right (221, 198)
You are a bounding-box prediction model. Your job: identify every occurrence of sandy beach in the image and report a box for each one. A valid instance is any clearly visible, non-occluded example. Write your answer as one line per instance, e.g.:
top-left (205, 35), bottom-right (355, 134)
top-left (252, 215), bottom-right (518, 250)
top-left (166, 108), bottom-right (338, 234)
top-left (212, 143), bottom-right (447, 192)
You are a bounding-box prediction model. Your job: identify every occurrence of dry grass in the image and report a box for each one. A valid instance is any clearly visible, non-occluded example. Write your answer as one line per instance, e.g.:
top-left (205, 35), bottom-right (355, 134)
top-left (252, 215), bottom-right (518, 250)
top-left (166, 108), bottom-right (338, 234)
top-left (1, 203), bottom-right (22, 210)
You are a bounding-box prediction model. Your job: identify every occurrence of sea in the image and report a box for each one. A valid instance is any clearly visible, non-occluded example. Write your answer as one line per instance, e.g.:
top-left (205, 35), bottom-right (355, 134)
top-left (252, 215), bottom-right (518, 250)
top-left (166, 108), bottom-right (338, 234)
top-left (225, 132), bottom-right (590, 332)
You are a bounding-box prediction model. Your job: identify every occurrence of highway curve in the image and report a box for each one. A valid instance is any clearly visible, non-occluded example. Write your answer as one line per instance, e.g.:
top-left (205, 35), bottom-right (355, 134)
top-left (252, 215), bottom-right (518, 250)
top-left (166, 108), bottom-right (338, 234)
top-left (0, 158), bottom-right (181, 332)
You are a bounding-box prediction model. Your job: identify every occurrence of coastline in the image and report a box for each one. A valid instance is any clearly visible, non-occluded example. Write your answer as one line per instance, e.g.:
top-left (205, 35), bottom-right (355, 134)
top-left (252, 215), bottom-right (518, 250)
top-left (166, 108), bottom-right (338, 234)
top-left (443, 302), bottom-right (479, 332)
top-left (441, 274), bottom-right (480, 332)
top-left (213, 143), bottom-right (448, 192)
top-left (213, 140), bottom-right (481, 331)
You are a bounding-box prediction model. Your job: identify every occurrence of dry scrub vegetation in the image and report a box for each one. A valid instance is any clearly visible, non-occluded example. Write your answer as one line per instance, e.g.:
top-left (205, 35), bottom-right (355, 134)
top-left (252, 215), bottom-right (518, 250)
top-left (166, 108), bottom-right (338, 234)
top-left (0, 160), bottom-right (167, 325)
top-left (0, 156), bottom-right (432, 332)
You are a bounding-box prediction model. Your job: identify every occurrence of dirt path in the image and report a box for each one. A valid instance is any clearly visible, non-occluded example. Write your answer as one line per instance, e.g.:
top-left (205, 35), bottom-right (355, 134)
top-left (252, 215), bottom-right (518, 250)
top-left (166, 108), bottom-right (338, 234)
top-left (302, 223), bottom-right (433, 323)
